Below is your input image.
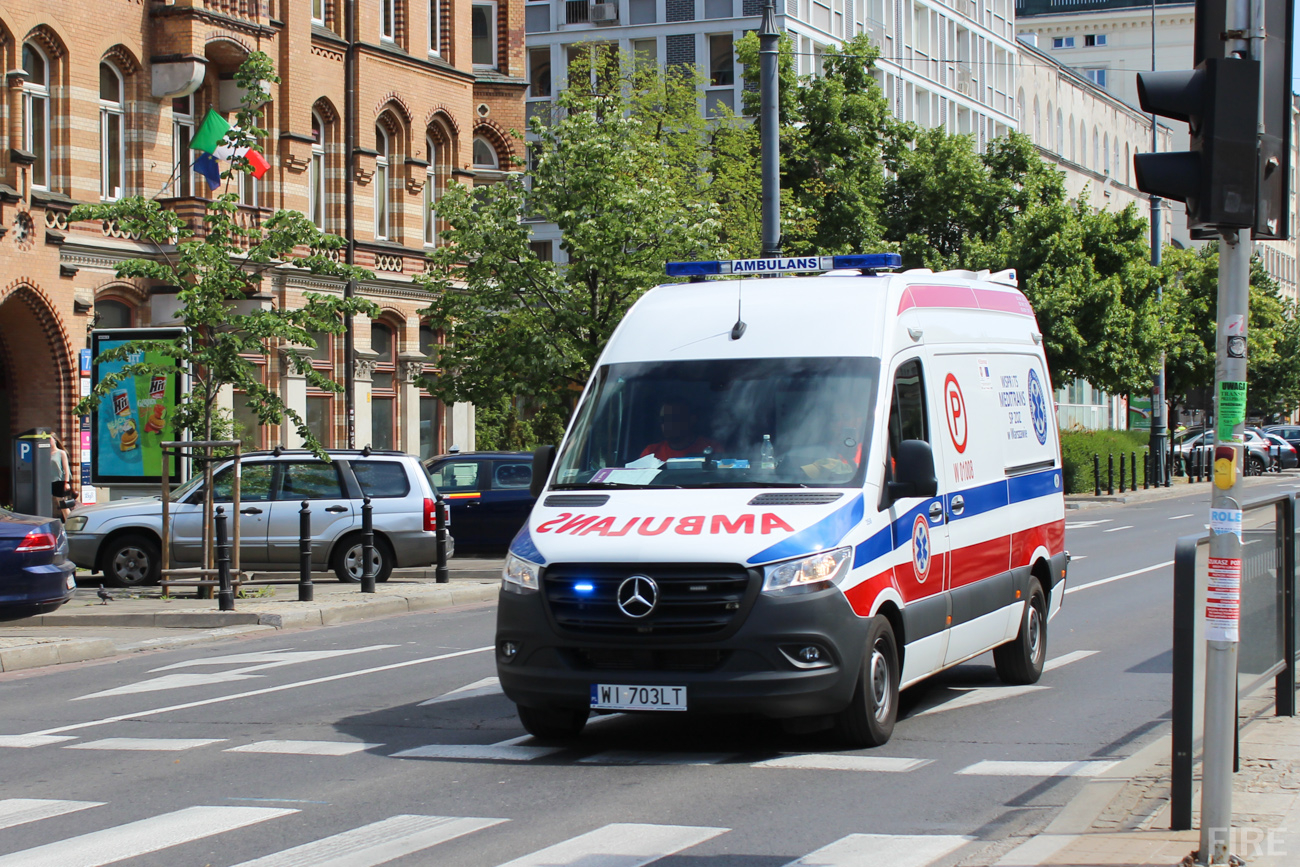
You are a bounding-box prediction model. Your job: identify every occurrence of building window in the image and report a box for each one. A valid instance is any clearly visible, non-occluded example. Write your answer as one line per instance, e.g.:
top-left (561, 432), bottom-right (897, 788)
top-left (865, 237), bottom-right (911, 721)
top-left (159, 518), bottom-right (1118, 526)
top-left (429, 0), bottom-right (441, 54)
top-left (631, 38), bottom-right (657, 66)
top-left (239, 165), bottom-right (258, 208)
top-left (424, 136), bottom-right (443, 247)
top-left (709, 35), bottom-right (734, 86)
top-left (310, 112), bottom-right (326, 229)
top-left (173, 95), bottom-right (194, 198)
top-left (381, 0), bottom-right (397, 40)
top-left (472, 2), bottom-right (497, 68)
top-left (529, 47), bottom-right (552, 98)
top-left (96, 299), bottom-right (133, 329)
top-left (419, 324), bottom-right (440, 459)
top-left (1084, 68), bottom-right (1108, 89)
top-left (1084, 33), bottom-right (1106, 47)
top-left (21, 43), bottom-right (51, 191)
top-left (1052, 36), bottom-right (1075, 49)
top-left (313, 0), bottom-right (326, 24)
top-left (100, 63), bottom-right (125, 201)
top-left (370, 322), bottom-right (396, 451)
top-left (375, 125), bottom-right (390, 239)
top-left (305, 330), bottom-right (334, 447)
top-left (473, 136), bottom-right (499, 169)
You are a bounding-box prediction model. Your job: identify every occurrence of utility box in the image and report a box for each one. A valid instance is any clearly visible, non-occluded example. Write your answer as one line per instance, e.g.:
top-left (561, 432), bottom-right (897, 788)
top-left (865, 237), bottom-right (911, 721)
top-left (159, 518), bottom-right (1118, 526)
top-left (13, 429), bottom-right (54, 518)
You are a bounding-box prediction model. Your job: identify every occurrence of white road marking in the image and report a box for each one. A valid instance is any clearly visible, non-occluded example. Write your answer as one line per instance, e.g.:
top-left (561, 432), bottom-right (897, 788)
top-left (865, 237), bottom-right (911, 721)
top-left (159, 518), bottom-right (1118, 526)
top-left (418, 676), bottom-right (502, 706)
top-left (956, 759), bottom-right (1119, 777)
top-left (753, 755), bottom-right (931, 772)
top-left (23, 646), bottom-right (494, 739)
top-left (76, 646), bottom-right (400, 700)
top-left (392, 744), bottom-right (563, 761)
top-left (0, 800), bottom-right (102, 832)
top-left (1042, 650), bottom-right (1099, 672)
top-left (226, 740), bottom-right (380, 756)
top-left (578, 751), bottom-right (733, 765)
top-left (0, 735), bottom-right (77, 748)
top-left (0, 805), bottom-right (297, 867)
top-left (1064, 561), bottom-right (1173, 595)
top-left (66, 737), bottom-right (226, 751)
top-left (1169, 514), bottom-right (1194, 520)
top-left (784, 833), bottom-right (973, 867)
top-left (1064, 520), bottom-right (1112, 529)
top-left (1102, 525), bottom-right (1134, 533)
top-left (228, 814), bottom-right (507, 867)
top-left (910, 685), bottom-right (1048, 718)
top-left (495, 823), bottom-right (727, 867)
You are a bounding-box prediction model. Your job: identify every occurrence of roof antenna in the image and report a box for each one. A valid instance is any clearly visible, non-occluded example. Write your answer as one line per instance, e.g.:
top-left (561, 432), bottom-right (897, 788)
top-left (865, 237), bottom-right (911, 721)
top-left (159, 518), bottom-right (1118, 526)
top-left (730, 283), bottom-right (746, 340)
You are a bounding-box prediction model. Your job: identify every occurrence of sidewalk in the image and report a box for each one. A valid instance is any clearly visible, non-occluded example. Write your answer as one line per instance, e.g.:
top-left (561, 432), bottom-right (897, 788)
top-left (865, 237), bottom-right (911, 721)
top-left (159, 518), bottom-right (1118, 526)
top-left (1066, 471), bottom-right (1300, 510)
top-left (0, 558), bottom-right (504, 673)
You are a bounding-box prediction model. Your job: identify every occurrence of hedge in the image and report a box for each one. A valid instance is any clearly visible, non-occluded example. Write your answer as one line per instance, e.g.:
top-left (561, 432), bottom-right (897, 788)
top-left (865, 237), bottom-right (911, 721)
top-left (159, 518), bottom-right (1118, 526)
top-left (1060, 429), bottom-right (1154, 494)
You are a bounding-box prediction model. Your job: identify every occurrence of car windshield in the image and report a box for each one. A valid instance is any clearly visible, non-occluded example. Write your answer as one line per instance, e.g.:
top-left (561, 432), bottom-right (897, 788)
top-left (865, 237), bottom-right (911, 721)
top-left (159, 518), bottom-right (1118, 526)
top-left (552, 357), bottom-right (880, 489)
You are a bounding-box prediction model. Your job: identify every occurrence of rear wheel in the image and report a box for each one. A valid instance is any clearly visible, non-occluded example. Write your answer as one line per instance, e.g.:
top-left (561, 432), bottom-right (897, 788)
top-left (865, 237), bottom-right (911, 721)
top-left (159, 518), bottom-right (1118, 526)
top-left (834, 615), bottom-right (899, 748)
top-left (1247, 454), bottom-right (1266, 476)
top-left (102, 534), bottom-right (160, 587)
top-left (331, 535), bottom-right (394, 583)
top-left (994, 577), bottom-right (1047, 684)
top-left (517, 704), bottom-right (588, 741)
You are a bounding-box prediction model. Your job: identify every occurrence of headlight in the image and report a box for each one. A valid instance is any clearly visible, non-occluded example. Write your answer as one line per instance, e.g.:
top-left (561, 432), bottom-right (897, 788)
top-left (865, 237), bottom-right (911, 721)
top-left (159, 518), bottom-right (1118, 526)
top-left (762, 547), bottom-right (852, 594)
top-left (502, 553), bottom-right (541, 595)
top-left (65, 516), bottom-right (87, 533)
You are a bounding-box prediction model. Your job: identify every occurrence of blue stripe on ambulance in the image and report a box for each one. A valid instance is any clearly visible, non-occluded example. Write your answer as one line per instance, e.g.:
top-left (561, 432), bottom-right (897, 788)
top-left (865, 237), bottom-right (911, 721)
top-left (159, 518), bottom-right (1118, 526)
top-left (509, 525), bottom-right (545, 564)
top-left (745, 494), bottom-right (865, 565)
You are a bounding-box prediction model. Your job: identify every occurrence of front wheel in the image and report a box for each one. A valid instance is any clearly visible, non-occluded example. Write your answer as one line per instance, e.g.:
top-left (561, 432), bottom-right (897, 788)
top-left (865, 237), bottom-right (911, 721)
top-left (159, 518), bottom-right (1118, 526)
top-left (331, 536), bottom-right (394, 583)
top-left (1247, 454), bottom-right (1266, 476)
top-left (517, 704), bottom-right (588, 741)
top-left (102, 534), bottom-right (161, 587)
top-left (994, 577), bottom-right (1047, 684)
top-left (834, 615), bottom-right (899, 748)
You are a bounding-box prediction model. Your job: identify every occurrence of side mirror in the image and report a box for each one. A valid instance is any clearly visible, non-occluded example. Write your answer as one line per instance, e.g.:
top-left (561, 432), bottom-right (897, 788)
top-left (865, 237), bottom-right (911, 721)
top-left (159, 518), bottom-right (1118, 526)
top-left (886, 439), bottom-right (938, 504)
top-left (530, 444), bottom-right (557, 498)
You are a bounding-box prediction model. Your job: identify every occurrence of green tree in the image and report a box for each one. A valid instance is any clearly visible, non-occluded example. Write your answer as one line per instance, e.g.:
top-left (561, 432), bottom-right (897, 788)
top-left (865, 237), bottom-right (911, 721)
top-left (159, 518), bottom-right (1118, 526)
top-left (420, 52), bottom-right (731, 435)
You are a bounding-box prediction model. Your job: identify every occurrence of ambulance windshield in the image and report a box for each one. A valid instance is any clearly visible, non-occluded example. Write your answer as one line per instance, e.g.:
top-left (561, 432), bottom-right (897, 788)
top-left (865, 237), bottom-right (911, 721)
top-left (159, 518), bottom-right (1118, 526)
top-left (551, 357), bottom-right (880, 489)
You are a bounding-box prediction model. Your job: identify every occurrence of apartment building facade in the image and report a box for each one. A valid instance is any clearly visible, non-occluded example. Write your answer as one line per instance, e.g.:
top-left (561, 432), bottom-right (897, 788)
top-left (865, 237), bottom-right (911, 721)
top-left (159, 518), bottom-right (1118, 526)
top-left (0, 0), bottom-right (526, 498)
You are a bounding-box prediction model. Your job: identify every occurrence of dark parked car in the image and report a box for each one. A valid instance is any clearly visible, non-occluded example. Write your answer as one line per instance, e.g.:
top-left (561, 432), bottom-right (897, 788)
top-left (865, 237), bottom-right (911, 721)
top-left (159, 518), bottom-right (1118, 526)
top-left (0, 510), bottom-right (76, 621)
top-left (1263, 432), bottom-right (1299, 469)
top-left (1182, 429), bottom-right (1275, 475)
top-left (424, 451), bottom-right (535, 550)
top-left (1264, 424), bottom-right (1300, 453)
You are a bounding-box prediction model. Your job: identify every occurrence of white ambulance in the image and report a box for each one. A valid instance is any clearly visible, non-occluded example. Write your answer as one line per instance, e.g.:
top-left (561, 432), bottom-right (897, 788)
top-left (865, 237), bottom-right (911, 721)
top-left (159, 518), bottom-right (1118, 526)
top-left (496, 253), bottom-right (1068, 747)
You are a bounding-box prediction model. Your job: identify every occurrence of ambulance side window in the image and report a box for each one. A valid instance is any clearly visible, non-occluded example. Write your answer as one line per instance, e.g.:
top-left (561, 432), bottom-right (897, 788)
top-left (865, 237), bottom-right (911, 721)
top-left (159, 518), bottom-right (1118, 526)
top-left (887, 359), bottom-right (928, 465)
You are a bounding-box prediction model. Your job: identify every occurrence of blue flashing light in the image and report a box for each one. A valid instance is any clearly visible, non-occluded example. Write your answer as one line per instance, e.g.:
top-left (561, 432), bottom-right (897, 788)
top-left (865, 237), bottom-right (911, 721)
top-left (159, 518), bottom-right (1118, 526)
top-left (573, 582), bottom-right (595, 594)
top-left (831, 253), bottom-right (903, 270)
top-left (665, 253), bottom-right (902, 278)
top-left (665, 261), bottom-right (723, 277)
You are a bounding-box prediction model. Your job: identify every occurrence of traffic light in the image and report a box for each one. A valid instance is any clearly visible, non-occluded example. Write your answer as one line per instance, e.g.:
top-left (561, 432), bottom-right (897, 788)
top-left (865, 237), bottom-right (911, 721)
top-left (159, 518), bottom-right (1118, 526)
top-left (1133, 57), bottom-right (1260, 231)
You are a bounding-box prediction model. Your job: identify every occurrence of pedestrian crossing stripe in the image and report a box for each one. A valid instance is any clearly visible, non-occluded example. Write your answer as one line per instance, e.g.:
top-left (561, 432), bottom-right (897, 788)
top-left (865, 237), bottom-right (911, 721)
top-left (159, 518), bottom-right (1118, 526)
top-left (0, 800), bottom-right (102, 832)
top-left (226, 814), bottom-right (508, 867)
top-left (784, 833), bottom-right (973, 867)
top-left (955, 759), bottom-right (1120, 777)
top-left (391, 743), bottom-right (565, 761)
top-left (494, 822), bottom-right (728, 867)
top-left (226, 740), bottom-right (380, 756)
top-left (66, 737), bottom-right (227, 752)
top-left (753, 755), bottom-right (932, 773)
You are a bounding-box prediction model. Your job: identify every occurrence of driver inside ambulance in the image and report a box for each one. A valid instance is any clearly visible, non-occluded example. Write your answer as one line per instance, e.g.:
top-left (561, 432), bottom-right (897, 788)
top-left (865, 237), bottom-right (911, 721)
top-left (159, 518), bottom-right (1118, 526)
top-left (640, 400), bottom-right (722, 461)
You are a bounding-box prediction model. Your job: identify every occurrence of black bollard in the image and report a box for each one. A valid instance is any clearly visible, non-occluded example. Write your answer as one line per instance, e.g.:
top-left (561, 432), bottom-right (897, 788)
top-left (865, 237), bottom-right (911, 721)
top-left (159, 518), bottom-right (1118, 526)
top-left (1166, 442), bottom-right (1173, 487)
top-left (1119, 453), bottom-right (1126, 493)
top-left (361, 496), bottom-right (376, 593)
top-left (216, 506), bottom-right (234, 611)
top-left (1143, 452), bottom-right (1150, 489)
top-left (299, 500), bottom-right (313, 602)
top-left (1094, 453), bottom-right (1101, 497)
top-left (1131, 452), bottom-right (1137, 489)
top-left (1107, 453), bottom-right (1115, 495)
top-left (435, 495), bottom-right (449, 584)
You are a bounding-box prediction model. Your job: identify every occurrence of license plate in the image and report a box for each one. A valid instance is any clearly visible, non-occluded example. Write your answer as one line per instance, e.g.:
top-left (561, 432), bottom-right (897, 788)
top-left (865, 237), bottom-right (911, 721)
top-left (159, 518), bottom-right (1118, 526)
top-left (591, 684), bottom-right (687, 711)
top-left (65, 572), bottom-right (76, 591)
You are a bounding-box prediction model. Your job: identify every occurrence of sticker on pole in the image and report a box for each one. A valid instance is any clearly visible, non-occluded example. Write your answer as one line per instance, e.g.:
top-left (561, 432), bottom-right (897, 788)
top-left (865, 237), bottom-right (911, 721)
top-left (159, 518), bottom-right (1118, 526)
top-left (1216, 380), bottom-right (1247, 442)
top-left (944, 374), bottom-right (967, 454)
top-left (1206, 556), bottom-right (1241, 643)
top-left (1209, 507), bottom-right (1242, 540)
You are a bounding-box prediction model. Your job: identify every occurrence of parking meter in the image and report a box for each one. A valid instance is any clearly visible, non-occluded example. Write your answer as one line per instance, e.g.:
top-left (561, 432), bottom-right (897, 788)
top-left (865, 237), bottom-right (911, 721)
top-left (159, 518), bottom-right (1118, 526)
top-left (13, 429), bottom-right (54, 517)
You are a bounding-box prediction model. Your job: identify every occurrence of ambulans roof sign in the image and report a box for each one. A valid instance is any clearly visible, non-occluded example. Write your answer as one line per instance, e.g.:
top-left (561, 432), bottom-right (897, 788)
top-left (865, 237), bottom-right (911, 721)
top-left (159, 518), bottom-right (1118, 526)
top-left (90, 329), bottom-right (185, 485)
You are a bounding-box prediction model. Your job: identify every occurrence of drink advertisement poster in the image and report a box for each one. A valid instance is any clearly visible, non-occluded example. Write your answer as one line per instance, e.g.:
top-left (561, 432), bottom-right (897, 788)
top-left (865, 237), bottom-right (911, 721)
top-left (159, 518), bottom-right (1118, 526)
top-left (90, 328), bottom-right (186, 484)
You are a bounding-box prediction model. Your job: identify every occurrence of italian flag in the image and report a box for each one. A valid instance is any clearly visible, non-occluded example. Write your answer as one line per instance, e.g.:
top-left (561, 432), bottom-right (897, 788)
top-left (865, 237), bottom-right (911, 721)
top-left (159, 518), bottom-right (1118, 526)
top-left (191, 109), bottom-right (270, 179)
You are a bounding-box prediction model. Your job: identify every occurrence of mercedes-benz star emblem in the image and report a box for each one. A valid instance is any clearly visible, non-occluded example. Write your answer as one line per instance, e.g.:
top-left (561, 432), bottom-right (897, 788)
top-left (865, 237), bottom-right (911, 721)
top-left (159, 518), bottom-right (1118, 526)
top-left (616, 575), bottom-right (658, 618)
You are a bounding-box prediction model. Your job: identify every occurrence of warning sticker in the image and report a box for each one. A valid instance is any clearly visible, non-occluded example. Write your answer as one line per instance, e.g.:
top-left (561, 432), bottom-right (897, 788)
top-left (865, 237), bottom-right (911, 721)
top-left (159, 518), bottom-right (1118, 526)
top-left (1206, 556), bottom-right (1242, 643)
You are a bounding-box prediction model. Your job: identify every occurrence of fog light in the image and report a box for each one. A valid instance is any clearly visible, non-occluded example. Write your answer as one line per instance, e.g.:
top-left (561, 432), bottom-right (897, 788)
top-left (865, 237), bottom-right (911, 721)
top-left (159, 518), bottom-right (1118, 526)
top-left (798, 646), bottom-right (822, 664)
top-left (780, 643), bottom-right (832, 669)
top-left (499, 641), bottom-right (520, 662)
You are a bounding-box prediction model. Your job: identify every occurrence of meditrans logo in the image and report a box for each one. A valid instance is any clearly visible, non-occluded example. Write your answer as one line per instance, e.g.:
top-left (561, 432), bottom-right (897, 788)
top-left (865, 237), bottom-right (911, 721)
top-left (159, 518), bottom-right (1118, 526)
top-left (1028, 368), bottom-right (1048, 445)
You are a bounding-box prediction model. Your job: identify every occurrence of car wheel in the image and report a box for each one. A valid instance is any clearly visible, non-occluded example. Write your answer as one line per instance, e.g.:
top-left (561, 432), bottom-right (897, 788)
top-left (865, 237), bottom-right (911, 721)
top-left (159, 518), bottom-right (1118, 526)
top-left (103, 534), bottom-right (161, 587)
top-left (517, 704), bottom-right (588, 741)
top-left (834, 615), bottom-right (899, 748)
top-left (1247, 454), bottom-right (1266, 476)
top-left (994, 577), bottom-right (1048, 685)
top-left (331, 535), bottom-right (394, 583)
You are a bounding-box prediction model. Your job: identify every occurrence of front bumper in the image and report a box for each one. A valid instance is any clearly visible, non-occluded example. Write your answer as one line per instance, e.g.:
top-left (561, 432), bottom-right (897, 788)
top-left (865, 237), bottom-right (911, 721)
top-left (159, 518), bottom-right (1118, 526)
top-left (496, 579), bottom-right (872, 719)
top-left (67, 533), bottom-right (102, 572)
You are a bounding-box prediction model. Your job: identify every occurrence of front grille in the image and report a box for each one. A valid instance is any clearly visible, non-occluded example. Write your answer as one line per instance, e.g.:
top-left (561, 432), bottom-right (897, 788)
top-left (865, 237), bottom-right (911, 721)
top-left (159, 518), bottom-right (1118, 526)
top-left (748, 492), bottom-right (844, 506)
top-left (544, 494), bottom-right (610, 507)
top-left (543, 563), bottom-right (755, 637)
top-left (562, 647), bottom-right (730, 672)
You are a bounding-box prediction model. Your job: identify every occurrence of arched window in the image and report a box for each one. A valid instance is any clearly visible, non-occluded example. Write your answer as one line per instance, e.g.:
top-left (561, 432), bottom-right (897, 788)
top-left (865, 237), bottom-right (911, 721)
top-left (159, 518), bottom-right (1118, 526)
top-left (100, 62), bottom-right (125, 200)
top-left (21, 44), bottom-right (51, 190)
top-left (370, 321), bottom-right (396, 450)
top-left (1056, 109), bottom-right (1063, 155)
top-left (310, 111), bottom-right (326, 229)
top-left (1068, 115), bottom-right (1075, 161)
top-left (1092, 128), bottom-right (1099, 171)
top-left (1103, 133), bottom-right (1110, 176)
top-left (375, 125), bottom-right (390, 239)
top-left (424, 135), bottom-right (442, 247)
top-left (1124, 143), bottom-right (1131, 186)
top-left (1032, 97), bottom-right (1040, 143)
top-left (95, 299), bottom-right (133, 329)
top-left (473, 136), bottom-right (498, 169)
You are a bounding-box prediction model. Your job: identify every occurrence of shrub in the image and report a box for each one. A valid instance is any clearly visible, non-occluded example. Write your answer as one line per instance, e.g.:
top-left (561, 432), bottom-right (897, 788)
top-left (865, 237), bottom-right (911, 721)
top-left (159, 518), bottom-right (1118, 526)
top-left (1060, 429), bottom-right (1154, 494)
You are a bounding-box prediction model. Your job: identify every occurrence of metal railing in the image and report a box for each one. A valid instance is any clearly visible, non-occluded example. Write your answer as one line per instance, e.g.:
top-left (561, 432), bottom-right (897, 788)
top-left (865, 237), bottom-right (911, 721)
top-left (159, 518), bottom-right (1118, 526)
top-left (1170, 493), bottom-right (1298, 829)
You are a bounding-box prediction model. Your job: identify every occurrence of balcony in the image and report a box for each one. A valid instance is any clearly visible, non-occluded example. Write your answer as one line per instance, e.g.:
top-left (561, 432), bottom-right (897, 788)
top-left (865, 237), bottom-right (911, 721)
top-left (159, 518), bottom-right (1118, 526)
top-left (159, 197), bottom-right (267, 251)
top-left (156, 0), bottom-right (271, 24)
top-left (151, 0), bottom-right (276, 64)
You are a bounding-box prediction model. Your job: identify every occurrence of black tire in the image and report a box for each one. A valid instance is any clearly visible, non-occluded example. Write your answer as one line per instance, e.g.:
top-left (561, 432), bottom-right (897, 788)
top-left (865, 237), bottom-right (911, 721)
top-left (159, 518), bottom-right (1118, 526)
top-left (834, 615), bottom-right (899, 748)
top-left (331, 535), bottom-right (394, 583)
top-left (994, 577), bottom-right (1048, 685)
top-left (517, 704), bottom-right (588, 741)
top-left (102, 533), bottom-right (161, 587)
top-left (1247, 454), bottom-right (1266, 476)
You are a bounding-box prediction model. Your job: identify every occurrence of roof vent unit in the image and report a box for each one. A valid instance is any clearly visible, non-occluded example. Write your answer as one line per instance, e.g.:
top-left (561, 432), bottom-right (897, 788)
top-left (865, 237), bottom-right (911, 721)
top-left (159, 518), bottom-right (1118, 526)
top-left (590, 2), bottom-right (619, 22)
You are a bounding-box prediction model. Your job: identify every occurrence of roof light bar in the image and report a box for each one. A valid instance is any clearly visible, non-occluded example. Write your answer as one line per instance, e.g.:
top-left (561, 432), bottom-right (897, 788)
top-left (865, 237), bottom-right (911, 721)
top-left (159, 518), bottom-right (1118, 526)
top-left (665, 253), bottom-right (902, 278)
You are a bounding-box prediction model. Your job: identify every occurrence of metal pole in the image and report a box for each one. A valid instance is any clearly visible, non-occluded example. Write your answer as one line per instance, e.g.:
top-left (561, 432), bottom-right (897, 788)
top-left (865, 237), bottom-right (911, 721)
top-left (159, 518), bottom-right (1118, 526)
top-left (344, 0), bottom-right (358, 449)
top-left (759, 0), bottom-right (781, 258)
top-left (361, 495), bottom-right (375, 593)
top-left (299, 500), bottom-right (314, 603)
top-left (215, 506), bottom-right (234, 612)
top-left (1148, 0), bottom-right (1168, 487)
top-left (345, 279), bottom-right (357, 448)
top-left (435, 494), bottom-right (449, 584)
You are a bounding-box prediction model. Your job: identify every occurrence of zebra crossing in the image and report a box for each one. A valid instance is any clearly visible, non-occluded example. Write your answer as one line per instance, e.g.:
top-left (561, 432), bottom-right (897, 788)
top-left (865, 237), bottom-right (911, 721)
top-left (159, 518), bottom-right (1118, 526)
top-left (0, 798), bottom-right (985, 867)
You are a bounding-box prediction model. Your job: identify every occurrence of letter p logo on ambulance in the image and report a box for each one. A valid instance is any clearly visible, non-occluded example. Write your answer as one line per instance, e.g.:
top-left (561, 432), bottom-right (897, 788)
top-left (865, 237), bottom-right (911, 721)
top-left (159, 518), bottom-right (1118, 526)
top-left (944, 374), bottom-right (967, 454)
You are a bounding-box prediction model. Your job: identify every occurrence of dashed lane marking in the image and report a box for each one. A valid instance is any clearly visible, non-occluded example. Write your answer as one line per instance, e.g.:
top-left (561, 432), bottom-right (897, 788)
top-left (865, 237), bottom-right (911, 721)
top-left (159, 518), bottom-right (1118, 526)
top-left (1064, 561), bottom-right (1173, 595)
top-left (1102, 525), bottom-right (1134, 533)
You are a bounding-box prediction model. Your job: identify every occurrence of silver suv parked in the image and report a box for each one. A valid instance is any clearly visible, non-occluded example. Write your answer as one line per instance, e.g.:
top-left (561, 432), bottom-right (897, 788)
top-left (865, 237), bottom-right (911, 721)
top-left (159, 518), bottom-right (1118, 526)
top-left (65, 450), bottom-right (450, 587)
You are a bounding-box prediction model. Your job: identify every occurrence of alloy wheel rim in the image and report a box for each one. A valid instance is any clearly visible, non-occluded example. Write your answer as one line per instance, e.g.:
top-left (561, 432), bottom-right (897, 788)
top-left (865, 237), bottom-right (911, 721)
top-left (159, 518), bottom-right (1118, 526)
top-left (344, 545), bottom-right (382, 579)
top-left (870, 640), bottom-right (892, 724)
top-left (1028, 603), bottom-right (1043, 662)
top-left (112, 547), bottom-right (148, 583)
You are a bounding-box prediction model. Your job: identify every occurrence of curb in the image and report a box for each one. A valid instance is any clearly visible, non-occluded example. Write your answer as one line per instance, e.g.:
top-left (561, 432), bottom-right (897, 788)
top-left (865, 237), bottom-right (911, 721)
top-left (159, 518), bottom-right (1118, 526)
top-left (0, 637), bottom-right (118, 672)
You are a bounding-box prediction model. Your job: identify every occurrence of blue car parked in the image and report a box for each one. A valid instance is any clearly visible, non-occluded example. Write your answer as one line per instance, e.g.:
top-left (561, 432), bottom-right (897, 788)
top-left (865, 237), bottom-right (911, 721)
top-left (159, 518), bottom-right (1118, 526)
top-left (423, 451), bottom-right (535, 551)
top-left (0, 510), bottom-right (76, 621)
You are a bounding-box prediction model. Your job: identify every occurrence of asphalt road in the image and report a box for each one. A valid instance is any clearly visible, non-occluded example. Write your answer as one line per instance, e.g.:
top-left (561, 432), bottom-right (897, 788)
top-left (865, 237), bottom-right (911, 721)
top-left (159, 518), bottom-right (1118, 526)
top-left (0, 476), bottom-right (1294, 867)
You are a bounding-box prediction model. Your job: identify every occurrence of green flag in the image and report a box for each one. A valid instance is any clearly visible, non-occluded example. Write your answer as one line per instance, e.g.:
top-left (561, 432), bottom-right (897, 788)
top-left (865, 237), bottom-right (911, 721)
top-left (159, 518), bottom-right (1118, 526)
top-left (190, 109), bottom-right (232, 154)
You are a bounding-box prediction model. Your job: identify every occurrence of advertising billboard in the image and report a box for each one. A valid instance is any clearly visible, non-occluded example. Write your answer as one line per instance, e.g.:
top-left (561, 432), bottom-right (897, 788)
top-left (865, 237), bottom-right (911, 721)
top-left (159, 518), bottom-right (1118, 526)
top-left (90, 328), bottom-right (186, 484)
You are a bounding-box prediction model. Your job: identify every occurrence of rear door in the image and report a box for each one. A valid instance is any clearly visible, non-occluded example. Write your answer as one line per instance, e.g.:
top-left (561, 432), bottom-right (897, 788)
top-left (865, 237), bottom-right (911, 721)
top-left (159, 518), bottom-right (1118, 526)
top-left (265, 460), bottom-right (355, 566)
top-left (427, 458), bottom-right (488, 547)
top-left (171, 462), bottom-right (273, 567)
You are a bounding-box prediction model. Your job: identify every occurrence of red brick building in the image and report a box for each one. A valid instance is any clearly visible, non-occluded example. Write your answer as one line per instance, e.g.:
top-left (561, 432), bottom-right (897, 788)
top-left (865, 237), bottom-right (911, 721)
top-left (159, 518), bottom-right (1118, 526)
top-left (0, 0), bottom-right (524, 497)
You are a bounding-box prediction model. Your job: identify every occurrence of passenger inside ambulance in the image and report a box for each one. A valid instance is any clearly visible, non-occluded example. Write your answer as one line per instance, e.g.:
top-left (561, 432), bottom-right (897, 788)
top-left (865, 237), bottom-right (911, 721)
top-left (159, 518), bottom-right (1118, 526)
top-left (639, 400), bottom-right (722, 461)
